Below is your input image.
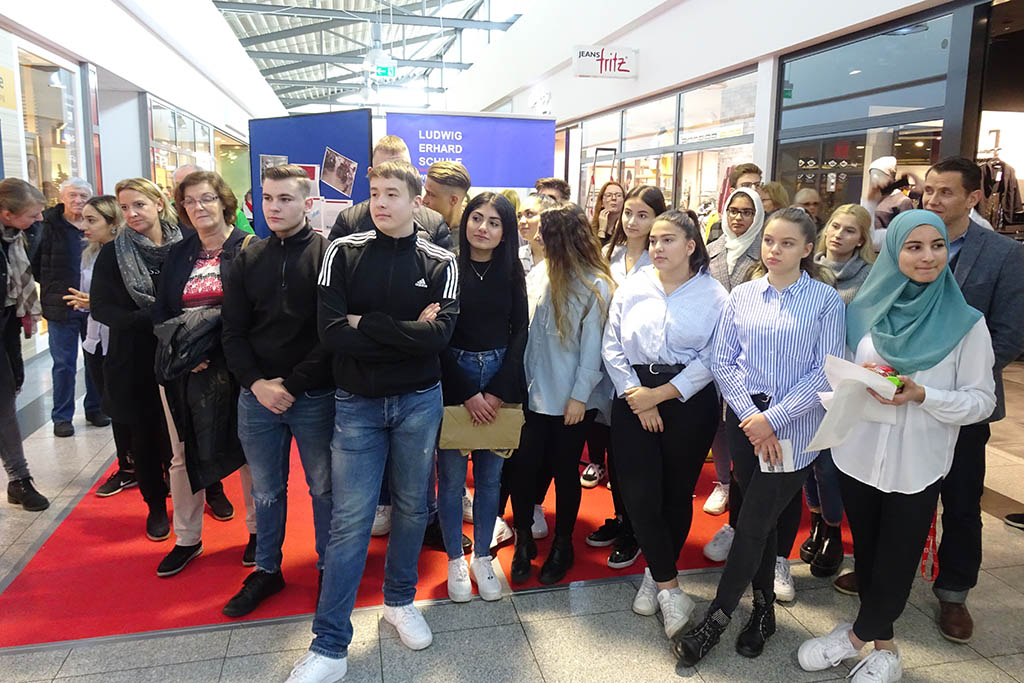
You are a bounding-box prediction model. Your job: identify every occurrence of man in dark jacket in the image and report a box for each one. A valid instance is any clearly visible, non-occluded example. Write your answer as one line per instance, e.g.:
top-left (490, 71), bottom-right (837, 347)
top-left (290, 160), bottom-right (458, 681)
top-left (327, 135), bottom-right (452, 251)
top-left (31, 178), bottom-right (105, 436)
top-left (220, 164), bottom-right (334, 618)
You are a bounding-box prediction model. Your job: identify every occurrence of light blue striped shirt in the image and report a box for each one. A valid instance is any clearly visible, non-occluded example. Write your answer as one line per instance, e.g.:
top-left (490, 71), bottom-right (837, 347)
top-left (711, 271), bottom-right (846, 469)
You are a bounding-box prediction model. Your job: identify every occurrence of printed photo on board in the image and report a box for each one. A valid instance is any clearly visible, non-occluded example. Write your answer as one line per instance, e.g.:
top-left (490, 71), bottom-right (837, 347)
top-left (259, 154), bottom-right (288, 172)
top-left (321, 147), bottom-right (357, 197)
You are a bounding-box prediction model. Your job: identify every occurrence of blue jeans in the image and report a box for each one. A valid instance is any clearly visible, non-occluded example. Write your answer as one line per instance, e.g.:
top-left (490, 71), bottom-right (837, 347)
top-left (311, 382), bottom-right (443, 659)
top-left (237, 387), bottom-right (334, 573)
top-left (47, 312), bottom-right (100, 422)
top-left (804, 448), bottom-right (844, 526)
top-left (436, 347), bottom-right (507, 560)
top-left (379, 453), bottom-right (438, 520)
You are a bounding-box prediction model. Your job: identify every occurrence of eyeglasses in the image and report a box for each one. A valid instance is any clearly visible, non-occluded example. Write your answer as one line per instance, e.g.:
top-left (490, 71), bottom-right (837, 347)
top-left (603, 192), bottom-right (623, 200)
top-left (737, 181), bottom-right (763, 189)
top-left (727, 208), bottom-right (757, 219)
top-left (182, 194), bottom-right (220, 209)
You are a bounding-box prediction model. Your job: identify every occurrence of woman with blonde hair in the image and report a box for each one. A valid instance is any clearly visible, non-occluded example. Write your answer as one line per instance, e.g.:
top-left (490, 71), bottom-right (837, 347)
top-left (91, 178), bottom-right (181, 539)
top-left (758, 182), bottom-right (790, 216)
top-left (815, 204), bottom-right (876, 305)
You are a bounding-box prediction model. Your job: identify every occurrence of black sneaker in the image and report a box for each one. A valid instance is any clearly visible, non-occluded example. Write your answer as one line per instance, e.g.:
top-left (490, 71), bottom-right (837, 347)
top-left (1005, 513), bottom-right (1024, 530)
top-left (607, 533), bottom-right (641, 569)
top-left (222, 570), bottom-right (285, 617)
top-left (735, 590), bottom-right (776, 658)
top-left (242, 533), bottom-right (257, 567)
top-left (96, 469), bottom-right (137, 497)
top-left (7, 477), bottom-right (50, 512)
top-left (586, 517), bottom-right (621, 548)
top-left (86, 411), bottom-right (111, 427)
top-left (146, 506), bottom-right (171, 542)
top-left (206, 482), bottom-right (235, 521)
top-left (423, 519), bottom-right (472, 554)
top-left (156, 543), bottom-right (203, 577)
top-left (53, 421), bottom-right (74, 438)
top-left (672, 606), bottom-right (730, 667)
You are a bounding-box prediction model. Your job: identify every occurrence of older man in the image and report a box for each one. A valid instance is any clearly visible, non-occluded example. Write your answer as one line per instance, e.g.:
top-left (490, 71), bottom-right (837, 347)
top-left (31, 178), bottom-right (103, 437)
top-left (793, 188), bottom-right (824, 231)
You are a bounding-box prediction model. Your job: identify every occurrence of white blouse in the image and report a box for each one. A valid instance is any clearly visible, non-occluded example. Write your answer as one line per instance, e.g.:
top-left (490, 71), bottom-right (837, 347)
top-left (608, 244), bottom-right (651, 285)
top-left (831, 319), bottom-right (997, 494)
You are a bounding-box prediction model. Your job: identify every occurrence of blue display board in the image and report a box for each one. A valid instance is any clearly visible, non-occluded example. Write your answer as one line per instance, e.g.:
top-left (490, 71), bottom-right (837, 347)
top-left (248, 109), bottom-right (372, 237)
top-left (386, 112), bottom-right (555, 188)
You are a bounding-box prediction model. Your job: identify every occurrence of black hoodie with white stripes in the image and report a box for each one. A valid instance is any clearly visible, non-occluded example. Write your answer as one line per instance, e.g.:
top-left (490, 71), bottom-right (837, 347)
top-left (317, 228), bottom-right (459, 398)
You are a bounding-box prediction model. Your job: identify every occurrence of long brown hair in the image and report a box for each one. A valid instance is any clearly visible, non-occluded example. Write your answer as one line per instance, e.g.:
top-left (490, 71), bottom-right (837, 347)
top-left (752, 207), bottom-right (835, 285)
top-left (603, 185), bottom-right (667, 259)
top-left (540, 202), bottom-right (615, 345)
top-left (589, 180), bottom-right (624, 234)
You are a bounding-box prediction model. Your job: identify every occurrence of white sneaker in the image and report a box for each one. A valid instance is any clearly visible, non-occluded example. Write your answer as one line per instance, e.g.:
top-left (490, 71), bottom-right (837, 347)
top-left (656, 587), bottom-right (695, 638)
top-left (703, 524), bottom-right (734, 562)
top-left (797, 622), bottom-right (859, 671)
top-left (382, 603), bottom-right (433, 650)
top-left (849, 647), bottom-right (902, 682)
top-left (490, 516), bottom-right (514, 552)
top-left (774, 556), bottom-right (796, 602)
top-left (285, 652), bottom-right (347, 683)
top-left (632, 567), bottom-right (659, 616)
top-left (703, 482), bottom-right (729, 515)
top-left (371, 505), bottom-right (391, 537)
top-left (462, 490), bottom-right (474, 523)
top-left (470, 556), bottom-right (502, 601)
top-left (531, 504), bottom-right (548, 539)
top-left (580, 462), bottom-right (605, 488)
top-left (447, 557), bottom-right (472, 603)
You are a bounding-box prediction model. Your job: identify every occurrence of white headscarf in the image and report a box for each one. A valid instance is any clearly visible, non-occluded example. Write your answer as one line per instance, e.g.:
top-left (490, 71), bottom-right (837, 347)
top-left (721, 187), bottom-right (765, 273)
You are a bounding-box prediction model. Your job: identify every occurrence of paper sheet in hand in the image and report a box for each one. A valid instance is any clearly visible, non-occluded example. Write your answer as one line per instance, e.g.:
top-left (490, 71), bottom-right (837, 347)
top-left (806, 355), bottom-right (899, 452)
top-left (758, 439), bottom-right (796, 473)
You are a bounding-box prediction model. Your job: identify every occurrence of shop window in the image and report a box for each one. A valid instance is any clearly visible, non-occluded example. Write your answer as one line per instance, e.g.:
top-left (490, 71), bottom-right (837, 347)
top-left (18, 49), bottom-right (80, 203)
top-left (622, 153), bottom-right (675, 206)
top-left (623, 96), bottom-right (676, 153)
top-left (152, 103), bottom-right (174, 147)
top-left (680, 72), bottom-right (756, 144)
top-left (677, 144), bottom-right (755, 214)
top-left (554, 128), bottom-right (567, 182)
top-left (582, 111), bottom-right (621, 158)
top-left (779, 14), bottom-right (952, 130)
top-left (214, 129), bottom-right (251, 204)
top-left (176, 115), bottom-right (196, 152)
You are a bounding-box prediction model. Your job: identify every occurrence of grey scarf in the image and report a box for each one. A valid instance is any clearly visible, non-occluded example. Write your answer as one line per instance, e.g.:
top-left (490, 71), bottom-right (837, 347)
top-left (114, 220), bottom-right (182, 309)
top-left (2, 227), bottom-right (41, 318)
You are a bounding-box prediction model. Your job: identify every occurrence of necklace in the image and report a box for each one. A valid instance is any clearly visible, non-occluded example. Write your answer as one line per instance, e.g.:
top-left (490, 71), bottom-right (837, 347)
top-left (469, 260), bottom-right (493, 281)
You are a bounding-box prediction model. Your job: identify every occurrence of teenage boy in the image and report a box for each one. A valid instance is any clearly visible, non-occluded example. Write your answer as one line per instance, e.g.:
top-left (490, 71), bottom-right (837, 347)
top-left (421, 161), bottom-right (471, 251)
top-left (534, 177), bottom-right (571, 202)
top-left (287, 160), bottom-right (458, 683)
top-left (221, 164), bottom-right (334, 617)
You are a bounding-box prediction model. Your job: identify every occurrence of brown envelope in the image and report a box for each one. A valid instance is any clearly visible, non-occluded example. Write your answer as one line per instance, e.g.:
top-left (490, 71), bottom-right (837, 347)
top-left (438, 405), bottom-right (525, 457)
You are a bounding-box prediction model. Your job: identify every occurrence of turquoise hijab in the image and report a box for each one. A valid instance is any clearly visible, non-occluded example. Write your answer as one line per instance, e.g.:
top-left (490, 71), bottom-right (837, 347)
top-left (845, 209), bottom-right (981, 374)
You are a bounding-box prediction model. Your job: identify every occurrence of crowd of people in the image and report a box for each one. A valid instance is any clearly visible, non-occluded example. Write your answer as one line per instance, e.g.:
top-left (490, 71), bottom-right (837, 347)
top-left (1, 133), bottom-right (1023, 683)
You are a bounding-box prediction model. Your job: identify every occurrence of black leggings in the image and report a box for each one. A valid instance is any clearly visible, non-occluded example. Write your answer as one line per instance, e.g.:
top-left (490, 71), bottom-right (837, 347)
top-left (509, 409), bottom-right (595, 537)
top-left (613, 383), bottom-right (718, 582)
top-left (126, 401), bottom-right (173, 509)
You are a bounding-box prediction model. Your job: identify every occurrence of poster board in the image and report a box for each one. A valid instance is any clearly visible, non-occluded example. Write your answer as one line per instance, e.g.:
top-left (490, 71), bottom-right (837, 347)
top-left (248, 109), bottom-right (372, 237)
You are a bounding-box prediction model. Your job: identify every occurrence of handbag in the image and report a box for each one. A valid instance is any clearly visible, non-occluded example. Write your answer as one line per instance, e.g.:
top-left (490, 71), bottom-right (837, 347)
top-left (438, 404), bottom-right (525, 457)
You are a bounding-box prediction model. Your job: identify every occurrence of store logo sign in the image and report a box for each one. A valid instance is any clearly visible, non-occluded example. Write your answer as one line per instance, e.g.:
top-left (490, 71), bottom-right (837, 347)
top-left (0, 67), bottom-right (16, 111)
top-left (573, 46), bottom-right (637, 79)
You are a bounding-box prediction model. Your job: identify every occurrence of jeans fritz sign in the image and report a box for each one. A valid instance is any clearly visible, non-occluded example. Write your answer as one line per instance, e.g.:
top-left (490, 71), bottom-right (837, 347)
top-left (573, 45), bottom-right (637, 78)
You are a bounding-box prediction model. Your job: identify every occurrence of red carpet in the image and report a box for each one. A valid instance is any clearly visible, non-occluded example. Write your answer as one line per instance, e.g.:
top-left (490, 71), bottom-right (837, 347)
top-left (0, 448), bottom-right (850, 648)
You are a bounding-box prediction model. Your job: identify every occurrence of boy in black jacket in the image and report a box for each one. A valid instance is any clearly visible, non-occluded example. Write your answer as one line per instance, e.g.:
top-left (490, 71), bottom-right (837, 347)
top-left (289, 161), bottom-right (458, 683)
top-left (221, 164), bottom-right (333, 618)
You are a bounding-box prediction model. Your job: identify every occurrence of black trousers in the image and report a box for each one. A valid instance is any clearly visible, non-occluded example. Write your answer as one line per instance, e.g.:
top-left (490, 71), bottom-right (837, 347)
top-left (125, 396), bottom-right (173, 508)
top-left (509, 408), bottom-right (595, 537)
top-left (714, 404), bottom-right (811, 615)
top-left (83, 350), bottom-right (134, 472)
top-left (840, 471), bottom-right (941, 641)
top-left (613, 383), bottom-right (718, 582)
top-left (934, 422), bottom-right (990, 601)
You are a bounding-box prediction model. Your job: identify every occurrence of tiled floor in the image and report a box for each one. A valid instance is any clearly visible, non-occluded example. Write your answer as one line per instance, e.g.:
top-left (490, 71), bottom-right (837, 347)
top-left (2, 351), bottom-right (1023, 682)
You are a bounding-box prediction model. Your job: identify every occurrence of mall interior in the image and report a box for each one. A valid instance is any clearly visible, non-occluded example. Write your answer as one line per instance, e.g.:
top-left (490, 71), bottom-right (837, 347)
top-left (2, 0), bottom-right (1024, 681)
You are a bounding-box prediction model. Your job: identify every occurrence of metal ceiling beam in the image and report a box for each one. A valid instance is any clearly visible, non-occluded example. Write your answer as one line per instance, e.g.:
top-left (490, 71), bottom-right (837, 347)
top-left (248, 50), bottom-right (471, 70)
top-left (268, 77), bottom-right (444, 92)
top-left (214, 1), bottom-right (516, 30)
top-left (280, 97), bottom-right (431, 109)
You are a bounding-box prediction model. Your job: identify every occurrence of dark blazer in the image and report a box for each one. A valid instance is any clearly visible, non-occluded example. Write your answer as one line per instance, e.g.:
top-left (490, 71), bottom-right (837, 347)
top-left (954, 221), bottom-right (1024, 423)
top-left (707, 234), bottom-right (762, 292)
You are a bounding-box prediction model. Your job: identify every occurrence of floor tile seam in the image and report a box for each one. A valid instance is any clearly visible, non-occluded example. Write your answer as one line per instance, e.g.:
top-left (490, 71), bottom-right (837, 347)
top-left (514, 616), bottom-right (548, 683)
top-left (53, 655), bottom-right (227, 680)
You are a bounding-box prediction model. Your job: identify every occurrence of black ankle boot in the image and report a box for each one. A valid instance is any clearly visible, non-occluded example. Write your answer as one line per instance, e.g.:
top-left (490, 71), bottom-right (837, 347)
top-left (799, 511), bottom-right (823, 564)
top-left (510, 532), bottom-right (537, 584)
top-left (672, 605), bottom-right (730, 666)
top-left (735, 590), bottom-right (776, 658)
top-left (7, 477), bottom-right (50, 512)
top-left (538, 534), bottom-right (574, 585)
top-left (810, 523), bottom-right (844, 577)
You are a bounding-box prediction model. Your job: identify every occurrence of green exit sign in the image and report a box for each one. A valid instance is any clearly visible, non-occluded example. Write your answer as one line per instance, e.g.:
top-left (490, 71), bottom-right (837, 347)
top-left (375, 65), bottom-right (395, 78)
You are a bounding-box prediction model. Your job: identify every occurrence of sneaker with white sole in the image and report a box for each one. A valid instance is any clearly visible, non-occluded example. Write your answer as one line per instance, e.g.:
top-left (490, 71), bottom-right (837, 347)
top-left (447, 558), bottom-right (472, 603)
top-left (285, 651), bottom-right (347, 683)
top-left (849, 647), bottom-right (902, 682)
top-left (703, 524), bottom-right (734, 562)
top-left (470, 556), bottom-right (502, 601)
top-left (632, 567), bottom-right (659, 616)
top-left (657, 587), bottom-right (695, 638)
top-left (580, 462), bottom-right (606, 488)
top-left (383, 603), bottom-right (433, 650)
top-left (797, 622), bottom-right (859, 672)
top-left (490, 517), bottom-right (514, 552)
top-left (371, 505), bottom-right (391, 536)
top-left (702, 482), bottom-right (729, 515)
top-left (774, 556), bottom-right (796, 602)
top-left (532, 504), bottom-right (548, 539)
top-left (462, 490), bottom-right (474, 523)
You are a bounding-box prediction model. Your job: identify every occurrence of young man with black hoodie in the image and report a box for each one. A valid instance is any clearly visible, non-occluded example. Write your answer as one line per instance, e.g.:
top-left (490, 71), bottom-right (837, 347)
top-left (221, 164), bottom-right (334, 618)
top-left (287, 160), bottom-right (458, 683)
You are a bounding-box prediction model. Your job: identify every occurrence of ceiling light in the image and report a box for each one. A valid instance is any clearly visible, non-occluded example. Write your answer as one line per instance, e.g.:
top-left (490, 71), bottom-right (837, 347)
top-left (914, 141), bottom-right (925, 147)
top-left (894, 143), bottom-right (902, 147)
top-left (856, 145), bottom-right (865, 149)
top-left (849, 69), bottom-right (862, 75)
